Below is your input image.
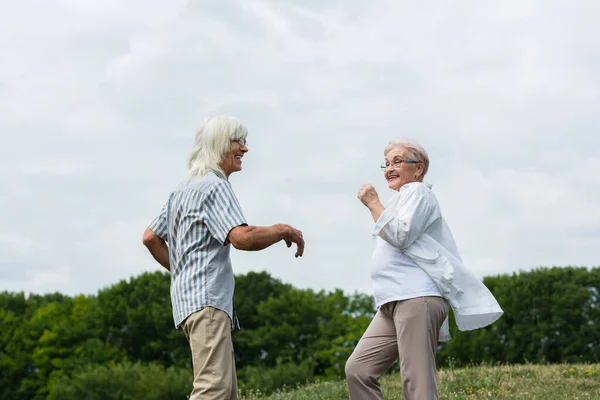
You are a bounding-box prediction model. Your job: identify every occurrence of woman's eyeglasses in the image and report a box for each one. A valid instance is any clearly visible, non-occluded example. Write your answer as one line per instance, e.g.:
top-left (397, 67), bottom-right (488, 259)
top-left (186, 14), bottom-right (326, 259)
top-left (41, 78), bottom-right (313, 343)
top-left (380, 159), bottom-right (421, 170)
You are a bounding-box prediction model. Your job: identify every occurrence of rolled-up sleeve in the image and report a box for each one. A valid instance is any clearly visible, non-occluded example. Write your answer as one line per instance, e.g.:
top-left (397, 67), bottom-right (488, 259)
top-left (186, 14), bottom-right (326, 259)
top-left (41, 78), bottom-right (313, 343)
top-left (203, 181), bottom-right (248, 245)
top-left (373, 186), bottom-right (437, 249)
top-left (148, 202), bottom-right (168, 241)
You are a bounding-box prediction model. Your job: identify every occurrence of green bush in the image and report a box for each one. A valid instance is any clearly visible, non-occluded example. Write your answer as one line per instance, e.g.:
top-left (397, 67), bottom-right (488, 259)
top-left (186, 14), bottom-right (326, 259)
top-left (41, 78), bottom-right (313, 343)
top-left (47, 360), bottom-right (192, 400)
top-left (438, 266), bottom-right (600, 366)
top-left (239, 358), bottom-right (317, 395)
top-left (3, 267), bottom-right (600, 398)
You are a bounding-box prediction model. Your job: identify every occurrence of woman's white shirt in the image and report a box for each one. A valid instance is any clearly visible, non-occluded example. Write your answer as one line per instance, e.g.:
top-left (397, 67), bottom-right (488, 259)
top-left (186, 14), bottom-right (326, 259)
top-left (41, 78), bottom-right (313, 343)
top-left (371, 237), bottom-right (442, 308)
top-left (371, 182), bottom-right (503, 341)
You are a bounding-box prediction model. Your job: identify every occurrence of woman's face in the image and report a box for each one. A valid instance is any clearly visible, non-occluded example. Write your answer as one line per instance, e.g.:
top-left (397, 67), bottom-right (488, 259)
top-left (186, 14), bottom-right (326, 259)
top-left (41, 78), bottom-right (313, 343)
top-left (383, 146), bottom-right (424, 191)
top-left (220, 138), bottom-right (249, 177)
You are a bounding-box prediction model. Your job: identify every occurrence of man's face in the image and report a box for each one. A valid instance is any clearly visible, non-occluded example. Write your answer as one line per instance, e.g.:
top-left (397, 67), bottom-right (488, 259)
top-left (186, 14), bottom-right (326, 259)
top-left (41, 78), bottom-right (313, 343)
top-left (220, 138), bottom-right (248, 177)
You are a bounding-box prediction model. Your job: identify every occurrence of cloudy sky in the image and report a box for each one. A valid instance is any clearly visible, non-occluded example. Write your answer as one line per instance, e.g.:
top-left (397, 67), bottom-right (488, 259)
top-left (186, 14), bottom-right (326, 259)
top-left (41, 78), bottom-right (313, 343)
top-left (1, 0), bottom-right (599, 297)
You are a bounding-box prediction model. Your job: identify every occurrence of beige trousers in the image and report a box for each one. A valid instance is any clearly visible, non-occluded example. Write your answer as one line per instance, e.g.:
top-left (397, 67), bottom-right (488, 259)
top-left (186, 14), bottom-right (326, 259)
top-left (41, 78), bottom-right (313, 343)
top-left (182, 307), bottom-right (238, 400)
top-left (345, 296), bottom-right (449, 400)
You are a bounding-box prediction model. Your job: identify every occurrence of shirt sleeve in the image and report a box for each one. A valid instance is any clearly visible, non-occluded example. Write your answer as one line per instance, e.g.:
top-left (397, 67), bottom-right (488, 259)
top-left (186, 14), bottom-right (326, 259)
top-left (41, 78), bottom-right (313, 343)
top-left (148, 202), bottom-right (168, 241)
top-left (373, 185), bottom-right (439, 249)
top-left (203, 181), bottom-right (248, 245)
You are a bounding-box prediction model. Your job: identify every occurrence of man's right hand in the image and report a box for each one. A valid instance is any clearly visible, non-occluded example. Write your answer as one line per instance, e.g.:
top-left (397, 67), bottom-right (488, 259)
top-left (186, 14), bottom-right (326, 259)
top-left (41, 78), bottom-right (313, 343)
top-left (228, 224), bottom-right (304, 257)
top-left (279, 224), bottom-right (305, 258)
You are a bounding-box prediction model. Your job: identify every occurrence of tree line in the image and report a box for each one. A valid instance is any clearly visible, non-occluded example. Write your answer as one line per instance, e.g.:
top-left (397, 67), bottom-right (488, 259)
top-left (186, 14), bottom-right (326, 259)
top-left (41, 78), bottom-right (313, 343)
top-left (1, 266), bottom-right (598, 399)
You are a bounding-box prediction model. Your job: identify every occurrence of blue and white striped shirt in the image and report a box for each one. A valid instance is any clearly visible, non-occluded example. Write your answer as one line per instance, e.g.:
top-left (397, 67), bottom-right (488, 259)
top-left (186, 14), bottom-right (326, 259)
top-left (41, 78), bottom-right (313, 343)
top-left (148, 171), bottom-right (247, 328)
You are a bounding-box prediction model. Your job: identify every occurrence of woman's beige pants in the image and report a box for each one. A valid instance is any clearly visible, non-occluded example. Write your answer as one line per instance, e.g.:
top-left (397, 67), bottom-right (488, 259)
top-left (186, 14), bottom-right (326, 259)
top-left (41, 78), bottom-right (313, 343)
top-left (345, 296), bottom-right (449, 400)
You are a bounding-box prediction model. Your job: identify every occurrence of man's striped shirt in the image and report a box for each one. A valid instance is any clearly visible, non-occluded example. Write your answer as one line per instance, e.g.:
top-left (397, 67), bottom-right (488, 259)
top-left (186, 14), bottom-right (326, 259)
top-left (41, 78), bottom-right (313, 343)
top-left (148, 171), bottom-right (247, 328)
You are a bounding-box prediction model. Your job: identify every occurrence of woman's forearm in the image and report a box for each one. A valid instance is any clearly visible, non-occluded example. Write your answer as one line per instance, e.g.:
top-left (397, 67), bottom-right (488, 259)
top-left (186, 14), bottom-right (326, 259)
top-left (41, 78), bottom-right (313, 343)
top-left (368, 202), bottom-right (385, 223)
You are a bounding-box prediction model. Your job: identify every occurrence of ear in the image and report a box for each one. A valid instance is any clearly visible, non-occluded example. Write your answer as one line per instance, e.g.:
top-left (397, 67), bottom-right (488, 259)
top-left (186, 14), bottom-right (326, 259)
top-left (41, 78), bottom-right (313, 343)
top-left (416, 163), bottom-right (425, 178)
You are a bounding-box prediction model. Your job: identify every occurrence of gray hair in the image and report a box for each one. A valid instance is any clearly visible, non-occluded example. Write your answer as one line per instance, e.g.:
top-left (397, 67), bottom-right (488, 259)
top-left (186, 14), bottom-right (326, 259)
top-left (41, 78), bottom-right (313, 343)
top-left (384, 139), bottom-right (430, 179)
top-left (188, 116), bottom-right (248, 178)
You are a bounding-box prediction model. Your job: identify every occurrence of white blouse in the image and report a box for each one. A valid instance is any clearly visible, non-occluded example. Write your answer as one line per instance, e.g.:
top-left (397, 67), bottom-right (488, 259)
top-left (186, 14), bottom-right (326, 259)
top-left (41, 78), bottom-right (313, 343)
top-left (371, 236), bottom-right (442, 308)
top-left (372, 182), bottom-right (504, 342)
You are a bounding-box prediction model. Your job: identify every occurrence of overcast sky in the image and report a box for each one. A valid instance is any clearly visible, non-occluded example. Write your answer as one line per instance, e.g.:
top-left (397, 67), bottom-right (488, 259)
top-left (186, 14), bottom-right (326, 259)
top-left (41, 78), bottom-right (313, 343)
top-left (1, 0), bottom-right (599, 297)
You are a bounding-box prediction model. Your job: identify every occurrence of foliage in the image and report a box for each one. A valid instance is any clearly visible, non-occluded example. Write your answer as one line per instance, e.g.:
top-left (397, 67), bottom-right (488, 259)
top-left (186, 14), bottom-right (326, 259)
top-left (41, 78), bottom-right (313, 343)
top-left (232, 271), bottom-right (374, 376)
top-left (0, 292), bottom-right (125, 400)
top-left (1, 266), bottom-right (599, 398)
top-left (96, 271), bottom-right (190, 368)
top-left (438, 266), bottom-right (600, 366)
top-left (239, 357), bottom-right (316, 395)
top-left (242, 363), bottom-right (600, 399)
top-left (47, 360), bottom-right (191, 400)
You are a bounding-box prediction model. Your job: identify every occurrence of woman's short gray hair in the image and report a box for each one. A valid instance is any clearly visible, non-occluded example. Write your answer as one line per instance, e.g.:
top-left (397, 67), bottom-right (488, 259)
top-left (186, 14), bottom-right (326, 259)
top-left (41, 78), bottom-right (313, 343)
top-left (188, 116), bottom-right (248, 178)
top-left (384, 139), bottom-right (430, 178)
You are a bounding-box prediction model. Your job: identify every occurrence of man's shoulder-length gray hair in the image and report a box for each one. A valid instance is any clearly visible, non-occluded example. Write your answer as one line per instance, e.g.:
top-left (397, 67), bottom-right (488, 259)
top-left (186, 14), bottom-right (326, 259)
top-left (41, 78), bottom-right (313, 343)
top-left (188, 116), bottom-right (248, 178)
top-left (384, 139), bottom-right (430, 179)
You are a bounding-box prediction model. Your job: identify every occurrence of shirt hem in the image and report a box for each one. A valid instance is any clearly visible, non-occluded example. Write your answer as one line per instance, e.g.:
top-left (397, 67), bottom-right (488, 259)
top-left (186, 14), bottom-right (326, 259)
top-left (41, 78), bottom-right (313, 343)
top-left (375, 291), bottom-right (442, 309)
top-left (174, 304), bottom-right (234, 329)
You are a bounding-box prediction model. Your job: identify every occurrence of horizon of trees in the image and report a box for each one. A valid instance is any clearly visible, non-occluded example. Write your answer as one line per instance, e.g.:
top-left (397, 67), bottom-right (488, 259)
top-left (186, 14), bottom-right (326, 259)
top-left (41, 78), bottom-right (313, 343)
top-left (1, 266), bottom-right (599, 399)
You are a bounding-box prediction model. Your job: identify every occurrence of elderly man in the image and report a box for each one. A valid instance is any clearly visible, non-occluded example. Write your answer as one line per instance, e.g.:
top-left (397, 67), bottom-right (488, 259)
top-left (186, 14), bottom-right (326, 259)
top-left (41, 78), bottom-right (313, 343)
top-left (142, 116), bottom-right (304, 400)
top-left (346, 139), bottom-right (503, 400)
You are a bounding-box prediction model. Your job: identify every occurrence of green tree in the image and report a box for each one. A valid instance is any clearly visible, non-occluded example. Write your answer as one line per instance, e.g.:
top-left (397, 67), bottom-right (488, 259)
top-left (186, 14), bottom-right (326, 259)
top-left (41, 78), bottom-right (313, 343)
top-left (239, 285), bottom-right (373, 377)
top-left (0, 303), bottom-right (31, 400)
top-left (233, 271), bottom-right (293, 369)
top-left (96, 271), bottom-right (189, 368)
top-left (438, 266), bottom-right (600, 366)
top-left (48, 360), bottom-right (191, 400)
top-left (18, 295), bottom-right (124, 400)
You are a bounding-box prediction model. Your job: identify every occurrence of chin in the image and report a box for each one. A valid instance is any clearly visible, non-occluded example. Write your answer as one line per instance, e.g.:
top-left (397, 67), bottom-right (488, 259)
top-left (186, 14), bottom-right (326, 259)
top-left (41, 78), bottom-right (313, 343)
top-left (386, 181), bottom-right (400, 191)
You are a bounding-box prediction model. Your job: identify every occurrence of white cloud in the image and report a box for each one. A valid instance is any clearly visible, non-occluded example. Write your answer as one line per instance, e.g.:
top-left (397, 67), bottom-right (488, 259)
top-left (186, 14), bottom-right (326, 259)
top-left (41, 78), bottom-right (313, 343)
top-left (1, 0), bottom-right (599, 296)
top-left (21, 159), bottom-right (84, 176)
top-left (0, 234), bottom-right (46, 253)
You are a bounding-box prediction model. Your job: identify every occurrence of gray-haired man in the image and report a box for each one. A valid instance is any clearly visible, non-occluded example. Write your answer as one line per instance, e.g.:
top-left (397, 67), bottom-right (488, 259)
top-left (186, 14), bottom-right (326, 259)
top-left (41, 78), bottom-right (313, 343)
top-left (142, 116), bottom-right (304, 400)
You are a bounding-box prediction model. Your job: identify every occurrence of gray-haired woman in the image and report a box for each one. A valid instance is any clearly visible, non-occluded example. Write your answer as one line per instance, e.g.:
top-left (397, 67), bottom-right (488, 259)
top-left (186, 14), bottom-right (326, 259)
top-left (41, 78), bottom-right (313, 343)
top-left (345, 140), bottom-right (503, 400)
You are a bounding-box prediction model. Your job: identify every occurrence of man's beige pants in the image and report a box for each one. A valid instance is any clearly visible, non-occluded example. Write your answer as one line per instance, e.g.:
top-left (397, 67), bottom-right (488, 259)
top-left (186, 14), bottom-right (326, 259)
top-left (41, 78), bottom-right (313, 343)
top-left (182, 307), bottom-right (237, 400)
top-left (345, 296), bottom-right (449, 400)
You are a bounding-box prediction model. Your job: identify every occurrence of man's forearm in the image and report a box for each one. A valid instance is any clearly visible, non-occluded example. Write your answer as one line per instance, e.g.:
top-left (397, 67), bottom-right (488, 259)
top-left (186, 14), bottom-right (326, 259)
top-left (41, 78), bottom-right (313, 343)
top-left (231, 225), bottom-right (287, 251)
top-left (146, 239), bottom-right (170, 271)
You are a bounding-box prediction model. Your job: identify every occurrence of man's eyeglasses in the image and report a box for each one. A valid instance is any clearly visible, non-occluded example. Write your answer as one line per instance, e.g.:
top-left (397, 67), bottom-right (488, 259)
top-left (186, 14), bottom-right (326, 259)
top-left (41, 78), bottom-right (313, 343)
top-left (233, 138), bottom-right (248, 146)
top-left (380, 159), bottom-right (421, 170)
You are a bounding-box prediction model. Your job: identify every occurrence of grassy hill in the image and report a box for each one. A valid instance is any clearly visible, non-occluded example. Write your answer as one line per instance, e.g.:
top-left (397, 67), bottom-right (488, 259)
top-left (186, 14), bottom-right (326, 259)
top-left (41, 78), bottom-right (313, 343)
top-left (241, 363), bottom-right (600, 399)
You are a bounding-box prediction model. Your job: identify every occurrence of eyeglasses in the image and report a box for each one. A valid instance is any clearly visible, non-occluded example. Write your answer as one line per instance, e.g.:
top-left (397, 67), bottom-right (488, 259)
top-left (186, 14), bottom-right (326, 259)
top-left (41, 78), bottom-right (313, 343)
top-left (380, 159), bottom-right (421, 170)
top-left (233, 138), bottom-right (248, 146)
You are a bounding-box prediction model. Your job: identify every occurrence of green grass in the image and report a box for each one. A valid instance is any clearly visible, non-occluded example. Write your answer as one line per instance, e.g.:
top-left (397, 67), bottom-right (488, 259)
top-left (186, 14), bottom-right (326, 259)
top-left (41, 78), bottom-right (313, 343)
top-left (241, 364), bottom-right (600, 399)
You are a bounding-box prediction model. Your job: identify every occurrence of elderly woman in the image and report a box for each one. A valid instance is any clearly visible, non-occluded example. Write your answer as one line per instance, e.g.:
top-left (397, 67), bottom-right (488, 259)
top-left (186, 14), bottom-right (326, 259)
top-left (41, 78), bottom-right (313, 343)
top-left (142, 116), bottom-right (304, 400)
top-left (345, 139), bottom-right (503, 400)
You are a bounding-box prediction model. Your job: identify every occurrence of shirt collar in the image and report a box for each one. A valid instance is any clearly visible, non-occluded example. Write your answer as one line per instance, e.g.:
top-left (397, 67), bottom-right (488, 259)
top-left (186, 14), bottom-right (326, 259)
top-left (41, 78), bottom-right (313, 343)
top-left (401, 181), bottom-right (432, 190)
top-left (212, 169), bottom-right (227, 180)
